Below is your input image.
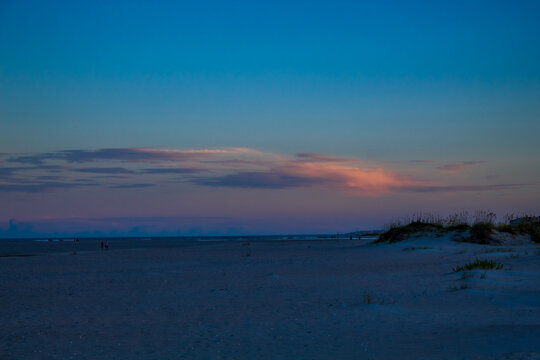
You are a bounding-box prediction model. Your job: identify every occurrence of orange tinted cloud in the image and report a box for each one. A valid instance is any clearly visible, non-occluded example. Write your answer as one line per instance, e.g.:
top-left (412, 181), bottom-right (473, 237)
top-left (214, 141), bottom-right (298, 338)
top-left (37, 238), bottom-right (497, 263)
top-left (192, 150), bottom-right (431, 196)
top-left (270, 158), bottom-right (429, 196)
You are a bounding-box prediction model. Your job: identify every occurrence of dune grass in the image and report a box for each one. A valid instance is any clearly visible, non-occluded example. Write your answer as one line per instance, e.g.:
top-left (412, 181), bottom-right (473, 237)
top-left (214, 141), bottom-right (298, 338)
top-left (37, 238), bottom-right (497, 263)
top-left (376, 221), bottom-right (443, 243)
top-left (374, 211), bottom-right (539, 244)
top-left (452, 258), bottom-right (504, 272)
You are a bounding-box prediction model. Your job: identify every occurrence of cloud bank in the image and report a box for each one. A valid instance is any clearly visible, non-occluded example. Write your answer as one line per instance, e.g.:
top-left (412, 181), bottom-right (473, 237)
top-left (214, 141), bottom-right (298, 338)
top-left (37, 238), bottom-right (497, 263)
top-left (0, 147), bottom-right (519, 196)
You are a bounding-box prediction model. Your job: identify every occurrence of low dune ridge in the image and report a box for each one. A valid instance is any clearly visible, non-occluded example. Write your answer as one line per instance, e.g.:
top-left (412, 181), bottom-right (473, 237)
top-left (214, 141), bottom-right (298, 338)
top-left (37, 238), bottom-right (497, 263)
top-left (375, 213), bottom-right (540, 246)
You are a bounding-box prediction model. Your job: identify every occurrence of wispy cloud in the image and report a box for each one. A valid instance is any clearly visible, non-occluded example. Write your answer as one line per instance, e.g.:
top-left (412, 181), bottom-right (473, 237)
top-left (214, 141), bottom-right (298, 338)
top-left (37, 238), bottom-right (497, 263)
top-left (437, 161), bottom-right (487, 172)
top-left (0, 167), bottom-right (22, 180)
top-left (0, 165), bottom-right (67, 180)
top-left (109, 183), bottom-right (155, 189)
top-left (72, 167), bottom-right (136, 174)
top-left (194, 155), bottom-right (428, 195)
top-left (193, 171), bottom-right (326, 189)
top-left (272, 160), bottom-right (422, 195)
top-left (402, 183), bottom-right (528, 193)
top-left (8, 147), bottom-right (255, 165)
top-left (295, 153), bottom-right (354, 163)
top-left (1, 148), bottom-right (514, 196)
top-left (140, 167), bottom-right (204, 174)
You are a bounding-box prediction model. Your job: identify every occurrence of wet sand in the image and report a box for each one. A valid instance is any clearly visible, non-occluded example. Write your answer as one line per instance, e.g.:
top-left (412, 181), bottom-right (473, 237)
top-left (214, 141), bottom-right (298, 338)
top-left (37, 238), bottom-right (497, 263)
top-left (1, 236), bottom-right (539, 359)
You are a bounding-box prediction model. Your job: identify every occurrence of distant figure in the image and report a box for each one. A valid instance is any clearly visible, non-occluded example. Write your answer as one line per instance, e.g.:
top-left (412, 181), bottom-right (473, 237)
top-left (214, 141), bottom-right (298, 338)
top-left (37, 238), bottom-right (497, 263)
top-left (350, 235), bottom-right (352, 241)
top-left (105, 240), bottom-right (109, 250)
top-left (100, 240), bottom-right (104, 250)
top-left (358, 235), bottom-right (362, 240)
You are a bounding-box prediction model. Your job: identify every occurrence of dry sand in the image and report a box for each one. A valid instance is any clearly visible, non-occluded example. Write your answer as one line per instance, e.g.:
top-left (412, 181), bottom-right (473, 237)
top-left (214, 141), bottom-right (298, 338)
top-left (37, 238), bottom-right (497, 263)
top-left (1, 235), bottom-right (539, 359)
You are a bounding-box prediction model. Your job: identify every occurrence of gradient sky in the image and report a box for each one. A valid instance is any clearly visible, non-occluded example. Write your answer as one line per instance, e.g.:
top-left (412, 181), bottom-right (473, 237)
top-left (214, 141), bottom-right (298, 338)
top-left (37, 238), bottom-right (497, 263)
top-left (1, 0), bottom-right (539, 237)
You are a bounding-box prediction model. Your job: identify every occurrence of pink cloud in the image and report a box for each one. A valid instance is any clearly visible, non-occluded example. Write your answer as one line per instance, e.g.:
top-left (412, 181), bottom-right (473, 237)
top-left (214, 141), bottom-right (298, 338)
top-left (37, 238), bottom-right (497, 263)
top-left (192, 151), bottom-right (432, 196)
top-left (271, 159), bottom-right (428, 196)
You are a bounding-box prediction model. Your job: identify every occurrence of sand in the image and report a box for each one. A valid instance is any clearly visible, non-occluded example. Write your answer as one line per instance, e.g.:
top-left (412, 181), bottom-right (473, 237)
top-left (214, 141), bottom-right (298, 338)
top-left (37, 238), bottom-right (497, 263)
top-left (1, 235), bottom-right (539, 359)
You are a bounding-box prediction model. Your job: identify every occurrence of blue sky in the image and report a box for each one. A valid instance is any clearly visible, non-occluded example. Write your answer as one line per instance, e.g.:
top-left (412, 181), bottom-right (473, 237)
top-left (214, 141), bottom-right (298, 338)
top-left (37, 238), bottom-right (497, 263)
top-left (1, 0), bottom-right (539, 236)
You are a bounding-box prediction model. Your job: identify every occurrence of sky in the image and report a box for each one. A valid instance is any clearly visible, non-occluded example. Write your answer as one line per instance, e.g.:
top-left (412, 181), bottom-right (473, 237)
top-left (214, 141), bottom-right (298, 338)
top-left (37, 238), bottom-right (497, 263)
top-left (1, 0), bottom-right (539, 237)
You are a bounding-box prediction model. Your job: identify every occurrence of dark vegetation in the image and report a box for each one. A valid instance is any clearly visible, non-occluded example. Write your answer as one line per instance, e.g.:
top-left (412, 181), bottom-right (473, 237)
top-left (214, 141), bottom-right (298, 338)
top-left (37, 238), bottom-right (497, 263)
top-left (507, 220), bottom-right (540, 243)
top-left (452, 258), bottom-right (504, 272)
top-left (375, 211), bottom-right (540, 244)
top-left (470, 223), bottom-right (494, 244)
top-left (377, 221), bottom-right (442, 243)
top-left (445, 223), bottom-right (471, 232)
top-left (361, 232), bottom-right (381, 237)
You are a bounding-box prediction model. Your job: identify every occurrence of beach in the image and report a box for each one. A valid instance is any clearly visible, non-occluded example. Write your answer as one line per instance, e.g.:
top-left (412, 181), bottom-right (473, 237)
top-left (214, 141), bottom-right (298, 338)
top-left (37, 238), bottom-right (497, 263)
top-left (1, 236), bottom-right (539, 359)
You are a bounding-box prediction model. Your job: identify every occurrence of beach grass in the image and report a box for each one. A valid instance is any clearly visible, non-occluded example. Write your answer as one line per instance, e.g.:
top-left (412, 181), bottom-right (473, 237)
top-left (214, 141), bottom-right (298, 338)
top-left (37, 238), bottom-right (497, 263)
top-left (376, 221), bottom-right (443, 243)
top-left (452, 258), bottom-right (504, 272)
top-left (375, 211), bottom-right (539, 244)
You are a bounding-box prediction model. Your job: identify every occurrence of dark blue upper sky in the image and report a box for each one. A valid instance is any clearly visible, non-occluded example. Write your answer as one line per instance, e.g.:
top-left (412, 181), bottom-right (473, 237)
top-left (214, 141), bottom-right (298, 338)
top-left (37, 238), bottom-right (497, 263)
top-left (2, 0), bottom-right (539, 154)
top-left (2, 1), bottom-right (539, 78)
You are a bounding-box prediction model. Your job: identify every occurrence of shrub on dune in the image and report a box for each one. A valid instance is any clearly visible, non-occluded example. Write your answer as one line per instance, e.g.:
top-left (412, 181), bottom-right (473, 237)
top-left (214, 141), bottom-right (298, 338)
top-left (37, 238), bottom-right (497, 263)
top-left (470, 223), bottom-right (495, 244)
